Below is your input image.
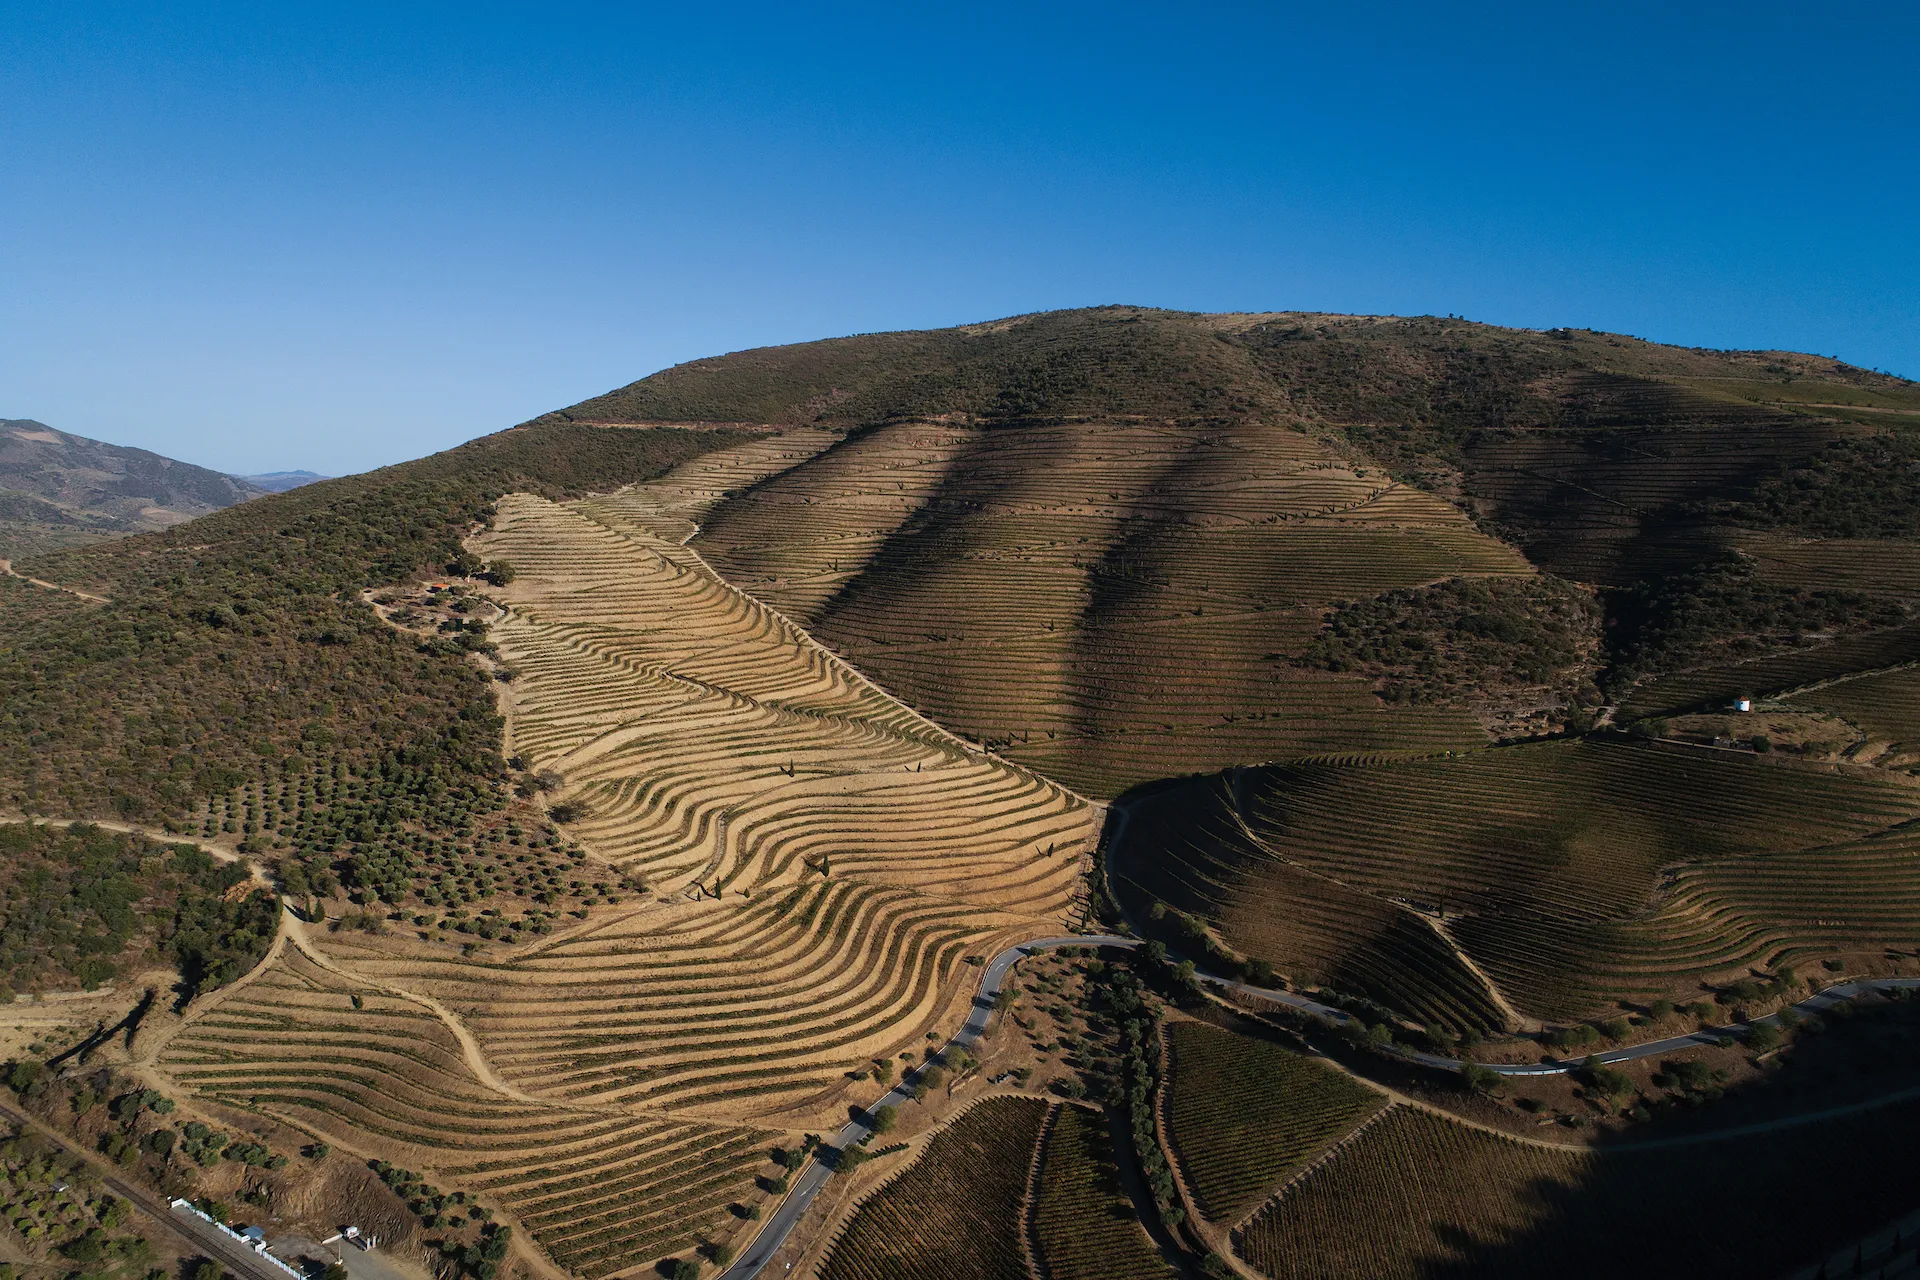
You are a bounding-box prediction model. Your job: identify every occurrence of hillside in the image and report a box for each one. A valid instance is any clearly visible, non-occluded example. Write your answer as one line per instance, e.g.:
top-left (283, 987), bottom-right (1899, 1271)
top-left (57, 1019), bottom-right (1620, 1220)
top-left (4, 306), bottom-right (1920, 1280)
top-left (0, 420), bottom-right (266, 556)
top-left (544, 307), bottom-right (1920, 793)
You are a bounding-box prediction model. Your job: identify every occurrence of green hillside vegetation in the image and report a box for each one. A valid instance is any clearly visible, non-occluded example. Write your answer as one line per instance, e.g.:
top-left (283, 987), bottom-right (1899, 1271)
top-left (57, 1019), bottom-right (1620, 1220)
top-left (0, 1122), bottom-right (162, 1278)
top-left (1235, 1101), bottom-right (1920, 1280)
top-left (1712, 433), bottom-right (1920, 538)
top-left (1300, 574), bottom-right (1601, 720)
top-left (0, 822), bottom-right (276, 999)
top-left (0, 422), bottom-right (751, 820)
top-left (0, 423), bottom-right (750, 966)
top-left (1603, 559), bottom-right (1911, 699)
top-left (1161, 1022), bottom-right (1384, 1224)
top-left (1111, 739), bottom-right (1920, 1024)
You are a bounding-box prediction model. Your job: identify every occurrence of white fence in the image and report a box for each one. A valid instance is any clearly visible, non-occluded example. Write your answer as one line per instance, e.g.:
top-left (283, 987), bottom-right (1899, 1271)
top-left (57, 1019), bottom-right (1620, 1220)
top-left (169, 1199), bottom-right (305, 1279)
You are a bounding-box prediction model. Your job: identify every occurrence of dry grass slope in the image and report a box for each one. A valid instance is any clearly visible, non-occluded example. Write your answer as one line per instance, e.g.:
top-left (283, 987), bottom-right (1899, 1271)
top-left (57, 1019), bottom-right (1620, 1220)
top-left (695, 418), bottom-right (1523, 797)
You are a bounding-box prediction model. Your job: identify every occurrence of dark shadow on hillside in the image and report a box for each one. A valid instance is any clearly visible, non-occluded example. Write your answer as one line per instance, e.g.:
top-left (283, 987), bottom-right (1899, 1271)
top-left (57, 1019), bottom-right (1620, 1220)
top-left (1240, 999), bottom-right (1920, 1280)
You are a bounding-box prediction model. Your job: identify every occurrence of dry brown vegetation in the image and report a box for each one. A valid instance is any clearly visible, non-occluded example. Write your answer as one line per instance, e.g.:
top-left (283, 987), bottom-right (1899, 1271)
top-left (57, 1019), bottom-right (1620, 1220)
top-left (158, 944), bottom-right (775, 1278)
top-left (139, 434), bottom-right (1094, 1272)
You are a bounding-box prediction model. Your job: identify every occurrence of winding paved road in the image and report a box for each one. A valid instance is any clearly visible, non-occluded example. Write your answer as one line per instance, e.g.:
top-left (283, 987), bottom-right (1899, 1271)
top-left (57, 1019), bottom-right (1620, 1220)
top-left (716, 935), bottom-right (1134, 1280)
top-left (717, 934), bottom-right (1920, 1277)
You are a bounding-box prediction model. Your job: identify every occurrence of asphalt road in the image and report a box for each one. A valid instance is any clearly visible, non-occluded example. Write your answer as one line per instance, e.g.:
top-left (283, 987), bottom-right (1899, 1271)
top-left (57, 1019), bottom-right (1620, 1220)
top-left (0, 1097), bottom-right (299, 1280)
top-left (716, 934), bottom-right (1136, 1280)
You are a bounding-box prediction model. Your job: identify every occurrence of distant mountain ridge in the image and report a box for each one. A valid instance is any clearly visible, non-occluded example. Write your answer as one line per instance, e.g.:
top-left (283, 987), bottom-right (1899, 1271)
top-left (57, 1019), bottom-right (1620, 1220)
top-left (239, 470), bottom-right (329, 492)
top-left (0, 419), bottom-right (268, 555)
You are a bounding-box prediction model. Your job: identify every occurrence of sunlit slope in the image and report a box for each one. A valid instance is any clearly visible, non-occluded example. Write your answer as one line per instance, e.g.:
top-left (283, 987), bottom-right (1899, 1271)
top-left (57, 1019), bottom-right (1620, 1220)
top-left (477, 487), bottom-right (1092, 903)
top-left (158, 946), bottom-right (771, 1279)
top-left (320, 877), bottom-right (1039, 1117)
top-left (1111, 741), bottom-right (1920, 1026)
top-left (542, 308), bottom-right (1920, 795)
top-left (349, 467), bottom-right (1095, 1119)
top-left (695, 417), bottom-right (1527, 797)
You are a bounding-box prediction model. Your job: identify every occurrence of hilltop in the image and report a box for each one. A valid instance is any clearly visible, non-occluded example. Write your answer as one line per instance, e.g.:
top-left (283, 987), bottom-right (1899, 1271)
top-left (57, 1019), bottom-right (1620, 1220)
top-left (540, 306), bottom-right (1920, 791)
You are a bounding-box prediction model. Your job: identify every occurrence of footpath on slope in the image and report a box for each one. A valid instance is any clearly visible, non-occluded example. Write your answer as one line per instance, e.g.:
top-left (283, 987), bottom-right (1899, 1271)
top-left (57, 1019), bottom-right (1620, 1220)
top-left (0, 557), bottom-right (111, 603)
top-left (0, 814), bottom-right (272, 891)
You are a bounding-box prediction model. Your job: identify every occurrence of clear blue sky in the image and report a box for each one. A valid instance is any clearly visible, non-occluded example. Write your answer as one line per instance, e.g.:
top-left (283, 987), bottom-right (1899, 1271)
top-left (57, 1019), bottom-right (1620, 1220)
top-left (3, 2), bottom-right (1915, 476)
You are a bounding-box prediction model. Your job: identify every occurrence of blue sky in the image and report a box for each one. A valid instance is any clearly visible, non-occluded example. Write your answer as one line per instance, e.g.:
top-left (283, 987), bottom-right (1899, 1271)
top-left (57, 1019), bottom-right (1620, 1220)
top-left (3, 2), bottom-right (1915, 476)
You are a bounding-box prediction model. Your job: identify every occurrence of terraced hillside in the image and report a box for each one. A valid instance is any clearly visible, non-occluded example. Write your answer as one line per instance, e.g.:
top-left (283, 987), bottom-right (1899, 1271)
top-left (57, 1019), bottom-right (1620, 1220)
top-left (475, 481), bottom-right (1091, 909)
top-left (158, 942), bottom-right (774, 1277)
top-left (12, 308), bottom-right (1920, 1280)
top-left (1111, 740), bottom-right (1920, 1025)
top-left (318, 876), bottom-right (1045, 1118)
top-left (541, 308), bottom-right (1920, 792)
top-left (692, 417), bottom-right (1525, 796)
top-left (1161, 1021), bottom-right (1385, 1225)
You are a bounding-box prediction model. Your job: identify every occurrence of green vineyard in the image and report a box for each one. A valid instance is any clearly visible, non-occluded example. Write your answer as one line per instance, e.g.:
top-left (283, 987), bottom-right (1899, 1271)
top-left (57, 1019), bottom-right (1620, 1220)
top-left (818, 1096), bottom-right (1047, 1280)
top-left (1161, 1022), bottom-right (1385, 1224)
top-left (1031, 1104), bottom-right (1178, 1280)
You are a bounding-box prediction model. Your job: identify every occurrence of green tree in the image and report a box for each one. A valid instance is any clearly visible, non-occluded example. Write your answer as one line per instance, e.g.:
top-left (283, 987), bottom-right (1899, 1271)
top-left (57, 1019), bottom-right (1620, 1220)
top-left (1460, 1063), bottom-right (1503, 1094)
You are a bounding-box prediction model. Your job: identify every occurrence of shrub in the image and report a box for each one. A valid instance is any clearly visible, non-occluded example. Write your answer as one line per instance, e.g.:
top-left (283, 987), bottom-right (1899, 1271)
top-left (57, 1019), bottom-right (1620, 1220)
top-left (1577, 1059), bottom-right (1633, 1100)
top-left (1461, 1064), bottom-right (1503, 1095)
